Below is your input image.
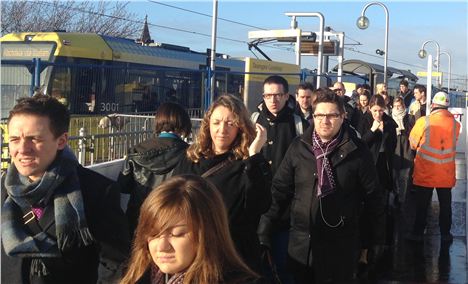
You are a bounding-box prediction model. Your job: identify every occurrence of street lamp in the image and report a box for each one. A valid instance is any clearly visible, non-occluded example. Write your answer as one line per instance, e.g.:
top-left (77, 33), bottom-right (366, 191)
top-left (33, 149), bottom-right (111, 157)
top-left (285, 12), bottom-right (325, 89)
top-left (356, 2), bottom-right (389, 85)
top-left (418, 40), bottom-right (441, 88)
top-left (440, 51), bottom-right (452, 93)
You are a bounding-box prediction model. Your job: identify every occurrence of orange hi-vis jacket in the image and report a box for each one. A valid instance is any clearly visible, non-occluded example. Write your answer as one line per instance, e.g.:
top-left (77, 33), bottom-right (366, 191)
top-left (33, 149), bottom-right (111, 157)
top-left (409, 108), bottom-right (461, 188)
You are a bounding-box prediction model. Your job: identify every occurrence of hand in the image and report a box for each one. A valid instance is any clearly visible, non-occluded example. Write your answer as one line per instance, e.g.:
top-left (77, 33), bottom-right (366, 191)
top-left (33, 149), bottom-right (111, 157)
top-left (248, 123), bottom-right (267, 156)
top-left (378, 120), bottom-right (384, 132)
top-left (409, 101), bottom-right (421, 115)
top-left (371, 120), bottom-right (382, 132)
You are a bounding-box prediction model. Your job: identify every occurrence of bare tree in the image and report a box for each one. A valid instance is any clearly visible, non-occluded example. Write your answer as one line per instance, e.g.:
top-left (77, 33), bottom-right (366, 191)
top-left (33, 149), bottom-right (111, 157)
top-left (1, 0), bottom-right (142, 38)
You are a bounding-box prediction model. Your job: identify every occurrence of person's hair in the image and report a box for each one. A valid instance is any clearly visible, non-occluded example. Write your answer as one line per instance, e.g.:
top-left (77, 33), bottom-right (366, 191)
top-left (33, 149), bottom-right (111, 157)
top-left (296, 82), bottom-right (314, 93)
top-left (393, 96), bottom-right (406, 108)
top-left (121, 175), bottom-right (256, 284)
top-left (312, 88), bottom-right (345, 114)
top-left (413, 84), bottom-right (426, 95)
top-left (186, 95), bottom-right (255, 162)
top-left (399, 79), bottom-right (409, 87)
top-left (369, 94), bottom-right (386, 109)
top-left (263, 75), bottom-right (289, 94)
top-left (154, 102), bottom-right (192, 137)
top-left (358, 92), bottom-right (371, 107)
top-left (376, 83), bottom-right (386, 93)
top-left (8, 94), bottom-right (70, 138)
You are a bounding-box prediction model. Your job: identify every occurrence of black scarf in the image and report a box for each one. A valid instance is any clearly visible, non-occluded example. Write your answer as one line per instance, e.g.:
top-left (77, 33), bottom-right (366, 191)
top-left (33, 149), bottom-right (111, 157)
top-left (2, 156), bottom-right (94, 276)
top-left (312, 129), bottom-right (342, 198)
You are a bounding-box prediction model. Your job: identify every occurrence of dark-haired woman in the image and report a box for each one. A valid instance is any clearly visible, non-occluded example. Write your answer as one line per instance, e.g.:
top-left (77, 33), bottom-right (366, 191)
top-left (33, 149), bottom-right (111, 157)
top-left (118, 102), bottom-right (192, 236)
top-left (357, 94), bottom-right (397, 273)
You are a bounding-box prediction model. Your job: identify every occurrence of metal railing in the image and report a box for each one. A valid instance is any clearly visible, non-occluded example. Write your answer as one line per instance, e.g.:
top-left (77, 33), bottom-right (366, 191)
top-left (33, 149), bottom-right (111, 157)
top-left (0, 113), bottom-right (202, 169)
top-left (68, 114), bottom-right (202, 166)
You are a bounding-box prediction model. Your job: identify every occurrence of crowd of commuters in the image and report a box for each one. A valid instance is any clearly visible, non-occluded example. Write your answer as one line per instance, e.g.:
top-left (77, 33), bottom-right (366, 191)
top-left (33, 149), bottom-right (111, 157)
top-left (1, 76), bottom-right (460, 284)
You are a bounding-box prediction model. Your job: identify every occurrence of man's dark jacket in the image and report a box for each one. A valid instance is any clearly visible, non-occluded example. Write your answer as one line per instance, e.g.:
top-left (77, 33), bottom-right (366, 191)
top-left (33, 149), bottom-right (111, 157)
top-left (257, 122), bottom-right (386, 279)
top-left (253, 99), bottom-right (309, 176)
top-left (1, 166), bottom-right (130, 284)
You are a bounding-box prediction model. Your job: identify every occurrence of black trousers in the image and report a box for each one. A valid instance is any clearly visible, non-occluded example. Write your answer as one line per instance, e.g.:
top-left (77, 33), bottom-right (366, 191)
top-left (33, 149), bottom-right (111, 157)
top-left (412, 185), bottom-right (452, 236)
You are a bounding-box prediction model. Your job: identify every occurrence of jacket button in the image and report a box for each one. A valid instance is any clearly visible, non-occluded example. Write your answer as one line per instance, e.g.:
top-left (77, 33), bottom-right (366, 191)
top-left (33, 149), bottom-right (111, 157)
top-left (340, 154), bottom-right (343, 158)
top-left (268, 141), bottom-right (273, 145)
top-left (313, 173), bottom-right (317, 176)
top-left (269, 122), bottom-right (274, 126)
top-left (269, 160), bottom-right (272, 165)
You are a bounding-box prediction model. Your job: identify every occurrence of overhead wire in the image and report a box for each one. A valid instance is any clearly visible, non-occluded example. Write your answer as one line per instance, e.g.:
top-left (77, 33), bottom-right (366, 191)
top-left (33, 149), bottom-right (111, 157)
top-left (35, 0), bottom-right (466, 80)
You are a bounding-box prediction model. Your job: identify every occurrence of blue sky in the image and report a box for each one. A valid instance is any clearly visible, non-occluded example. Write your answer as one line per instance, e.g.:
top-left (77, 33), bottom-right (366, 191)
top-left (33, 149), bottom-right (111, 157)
top-left (128, 1), bottom-right (468, 90)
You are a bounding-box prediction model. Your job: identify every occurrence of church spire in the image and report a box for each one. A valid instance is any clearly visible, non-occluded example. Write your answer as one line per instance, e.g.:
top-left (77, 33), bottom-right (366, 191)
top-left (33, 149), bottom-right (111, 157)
top-left (138, 15), bottom-right (154, 45)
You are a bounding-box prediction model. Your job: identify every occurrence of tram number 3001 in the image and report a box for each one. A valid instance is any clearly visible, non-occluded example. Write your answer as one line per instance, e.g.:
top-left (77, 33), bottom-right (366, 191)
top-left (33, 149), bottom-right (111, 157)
top-left (100, 103), bottom-right (119, 112)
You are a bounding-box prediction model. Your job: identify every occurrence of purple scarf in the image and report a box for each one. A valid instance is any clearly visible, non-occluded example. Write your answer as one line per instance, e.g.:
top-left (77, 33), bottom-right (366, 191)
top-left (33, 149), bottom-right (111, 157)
top-left (312, 130), bottom-right (341, 198)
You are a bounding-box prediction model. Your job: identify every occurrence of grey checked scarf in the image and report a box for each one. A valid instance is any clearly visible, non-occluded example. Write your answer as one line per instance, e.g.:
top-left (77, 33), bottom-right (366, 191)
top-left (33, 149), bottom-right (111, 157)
top-left (2, 156), bottom-right (94, 276)
top-left (312, 129), bottom-right (342, 198)
top-left (151, 265), bottom-right (186, 284)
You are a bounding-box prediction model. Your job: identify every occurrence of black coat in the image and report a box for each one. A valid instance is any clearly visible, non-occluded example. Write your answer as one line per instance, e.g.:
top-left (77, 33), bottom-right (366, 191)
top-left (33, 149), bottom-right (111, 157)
top-left (1, 166), bottom-right (130, 284)
top-left (393, 114), bottom-right (415, 171)
top-left (399, 89), bottom-right (414, 108)
top-left (173, 152), bottom-right (272, 271)
top-left (257, 123), bottom-right (386, 281)
top-left (359, 112), bottom-right (398, 190)
top-left (135, 267), bottom-right (268, 284)
top-left (118, 137), bottom-right (188, 235)
top-left (254, 100), bottom-right (309, 176)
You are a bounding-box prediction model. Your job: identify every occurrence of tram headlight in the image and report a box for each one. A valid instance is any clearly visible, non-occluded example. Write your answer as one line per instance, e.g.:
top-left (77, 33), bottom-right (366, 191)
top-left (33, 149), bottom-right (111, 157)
top-left (418, 49), bottom-right (427, 59)
top-left (356, 16), bottom-right (369, 29)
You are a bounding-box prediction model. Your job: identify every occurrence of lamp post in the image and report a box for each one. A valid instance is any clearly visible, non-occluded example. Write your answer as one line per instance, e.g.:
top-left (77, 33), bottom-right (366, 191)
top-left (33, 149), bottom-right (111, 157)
top-left (356, 2), bottom-right (389, 85)
top-left (440, 51), bottom-right (451, 93)
top-left (285, 12), bottom-right (325, 89)
top-left (209, 0), bottom-right (218, 107)
top-left (418, 40), bottom-right (441, 88)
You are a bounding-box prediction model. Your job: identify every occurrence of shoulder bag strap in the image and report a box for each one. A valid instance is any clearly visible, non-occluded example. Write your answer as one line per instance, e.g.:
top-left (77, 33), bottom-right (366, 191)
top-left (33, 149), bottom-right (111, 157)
top-left (201, 159), bottom-right (232, 178)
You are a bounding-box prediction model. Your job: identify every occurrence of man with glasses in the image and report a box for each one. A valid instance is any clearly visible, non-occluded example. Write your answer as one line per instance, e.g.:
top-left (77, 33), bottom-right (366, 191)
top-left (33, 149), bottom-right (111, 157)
top-left (331, 81), bottom-right (361, 131)
top-left (258, 88), bottom-right (385, 283)
top-left (253, 75), bottom-right (308, 284)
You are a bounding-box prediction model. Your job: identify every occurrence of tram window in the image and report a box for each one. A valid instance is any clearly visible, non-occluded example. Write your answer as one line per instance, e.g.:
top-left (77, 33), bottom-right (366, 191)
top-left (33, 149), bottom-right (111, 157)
top-left (1, 65), bottom-right (32, 118)
top-left (49, 66), bottom-right (72, 108)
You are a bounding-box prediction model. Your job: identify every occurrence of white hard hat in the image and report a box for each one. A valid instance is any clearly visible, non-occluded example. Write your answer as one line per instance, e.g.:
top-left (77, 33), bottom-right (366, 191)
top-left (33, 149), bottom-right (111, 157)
top-left (432, 91), bottom-right (449, 107)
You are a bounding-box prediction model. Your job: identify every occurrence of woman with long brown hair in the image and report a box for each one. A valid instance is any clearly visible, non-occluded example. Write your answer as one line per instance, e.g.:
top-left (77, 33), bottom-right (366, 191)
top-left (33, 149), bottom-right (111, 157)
top-left (121, 175), bottom-right (262, 284)
top-left (173, 94), bottom-right (271, 272)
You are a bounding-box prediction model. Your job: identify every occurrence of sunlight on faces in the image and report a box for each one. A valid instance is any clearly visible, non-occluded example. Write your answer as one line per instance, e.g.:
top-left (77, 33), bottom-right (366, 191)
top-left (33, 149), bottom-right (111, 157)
top-left (209, 106), bottom-right (239, 154)
top-left (414, 88), bottom-right (425, 102)
top-left (359, 95), bottom-right (369, 107)
top-left (399, 84), bottom-right (408, 93)
top-left (370, 105), bottom-right (385, 122)
top-left (148, 220), bottom-right (197, 275)
top-left (8, 114), bottom-right (67, 181)
top-left (393, 101), bottom-right (405, 111)
top-left (313, 102), bottom-right (344, 142)
top-left (263, 83), bottom-right (288, 115)
top-left (296, 89), bottom-right (313, 112)
top-left (332, 82), bottom-right (346, 97)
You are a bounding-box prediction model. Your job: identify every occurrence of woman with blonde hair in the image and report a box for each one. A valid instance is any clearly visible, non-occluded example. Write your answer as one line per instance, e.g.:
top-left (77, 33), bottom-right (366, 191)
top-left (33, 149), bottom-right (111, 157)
top-left (121, 175), bottom-right (263, 284)
top-left (174, 94), bottom-right (271, 272)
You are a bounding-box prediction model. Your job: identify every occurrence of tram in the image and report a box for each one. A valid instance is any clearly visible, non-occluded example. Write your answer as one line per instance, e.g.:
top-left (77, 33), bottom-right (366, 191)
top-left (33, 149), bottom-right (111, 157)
top-left (0, 31), bottom-right (301, 119)
top-left (0, 32), bottom-right (301, 168)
